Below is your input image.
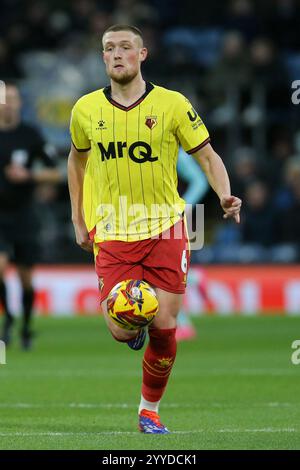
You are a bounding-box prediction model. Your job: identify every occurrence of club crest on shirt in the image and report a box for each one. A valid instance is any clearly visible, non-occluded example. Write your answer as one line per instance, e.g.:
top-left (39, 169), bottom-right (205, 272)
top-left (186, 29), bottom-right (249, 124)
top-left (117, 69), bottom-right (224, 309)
top-left (145, 116), bottom-right (157, 130)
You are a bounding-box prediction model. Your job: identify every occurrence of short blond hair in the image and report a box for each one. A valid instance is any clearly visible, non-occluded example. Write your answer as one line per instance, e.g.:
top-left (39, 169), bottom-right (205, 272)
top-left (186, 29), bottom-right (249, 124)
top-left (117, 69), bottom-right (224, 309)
top-left (102, 24), bottom-right (143, 46)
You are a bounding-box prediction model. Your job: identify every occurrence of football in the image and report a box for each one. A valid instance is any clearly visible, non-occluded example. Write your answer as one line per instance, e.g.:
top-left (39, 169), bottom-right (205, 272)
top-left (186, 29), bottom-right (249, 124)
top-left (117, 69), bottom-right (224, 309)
top-left (107, 279), bottom-right (159, 330)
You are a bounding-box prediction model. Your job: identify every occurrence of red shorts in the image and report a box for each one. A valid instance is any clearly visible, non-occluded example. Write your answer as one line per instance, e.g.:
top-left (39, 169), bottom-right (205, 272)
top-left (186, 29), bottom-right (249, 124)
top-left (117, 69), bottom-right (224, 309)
top-left (94, 219), bottom-right (190, 302)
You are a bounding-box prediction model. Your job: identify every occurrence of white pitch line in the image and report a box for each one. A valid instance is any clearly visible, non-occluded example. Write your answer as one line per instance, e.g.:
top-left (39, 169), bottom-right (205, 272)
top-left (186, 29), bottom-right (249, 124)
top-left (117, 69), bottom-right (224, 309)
top-left (0, 431), bottom-right (198, 437)
top-left (0, 368), bottom-right (298, 378)
top-left (0, 428), bottom-right (297, 438)
top-left (0, 403), bottom-right (135, 409)
top-left (0, 402), bottom-right (298, 409)
top-left (217, 428), bottom-right (297, 433)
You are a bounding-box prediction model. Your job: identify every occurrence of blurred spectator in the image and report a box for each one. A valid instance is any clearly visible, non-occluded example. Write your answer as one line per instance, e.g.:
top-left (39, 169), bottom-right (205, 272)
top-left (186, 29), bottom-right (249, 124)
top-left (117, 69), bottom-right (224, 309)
top-left (241, 181), bottom-right (279, 246)
top-left (140, 24), bottom-right (167, 82)
top-left (247, 38), bottom-right (290, 120)
top-left (274, 152), bottom-right (300, 253)
top-left (112, 0), bottom-right (159, 26)
top-left (89, 10), bottom-right (113, 40)
top-left (176, 0), bottom-right (225, 27)
top-left (57, 33), bottom-right (107, 92)
top-left (19, 31), bottom-right (107, 149)
top-left (268, 132), bottom-right (294, 188)
top-left (23, 1), bottom-right (54, 50)
top-left (151, 0), bottom-right (180, 28)
top-left (0, 39), bottom-right (23, 80)
top-left (265, 0), bottom-right (300, 51)
top-left (225, 0), bottom-right (262, 41)
top-left (0, 0), bottom-right (298, 263)
top-left (230, 147), bottom-right (264, 200)
top-left (275, 156), bottom-right (300, 210)
top-left (69, 0), bottom-right (97, 33)
top-left (280, 183), bottom-right (300, 245)
top-left (204, 31), bottom-right (251, 110)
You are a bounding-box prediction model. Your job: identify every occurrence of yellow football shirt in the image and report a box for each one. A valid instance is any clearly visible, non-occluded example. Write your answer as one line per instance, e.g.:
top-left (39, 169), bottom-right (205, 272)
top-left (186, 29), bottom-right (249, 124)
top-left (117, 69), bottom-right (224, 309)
top-left (70, 82), bottom-right (210, 242)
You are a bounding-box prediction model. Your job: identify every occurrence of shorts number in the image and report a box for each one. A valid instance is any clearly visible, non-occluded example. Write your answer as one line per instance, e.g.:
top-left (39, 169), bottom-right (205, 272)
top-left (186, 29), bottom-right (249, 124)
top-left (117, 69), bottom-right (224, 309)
top-left (181, 250), bottom-right (187, 274)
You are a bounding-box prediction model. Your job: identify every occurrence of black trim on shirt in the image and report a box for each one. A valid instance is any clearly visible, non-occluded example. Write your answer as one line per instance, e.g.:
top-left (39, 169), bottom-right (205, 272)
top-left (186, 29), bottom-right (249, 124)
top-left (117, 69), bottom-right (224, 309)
top-left (103, 82), bottom-right (154, 111)
top-left (186, 137), bottom-right (211, 155)
top-left (71, 140), bottom-right (91, 152)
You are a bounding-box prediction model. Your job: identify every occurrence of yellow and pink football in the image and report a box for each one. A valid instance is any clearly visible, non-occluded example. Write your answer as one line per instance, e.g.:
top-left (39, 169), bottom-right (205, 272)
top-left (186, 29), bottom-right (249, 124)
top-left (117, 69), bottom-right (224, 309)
top-left (107, 279), bottom-right (158, 330)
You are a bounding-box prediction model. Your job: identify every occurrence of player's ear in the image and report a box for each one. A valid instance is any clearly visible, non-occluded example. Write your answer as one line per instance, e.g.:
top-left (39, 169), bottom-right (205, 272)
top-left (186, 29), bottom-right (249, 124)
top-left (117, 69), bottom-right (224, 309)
top-left (140, 47), bottom-right (148, 63)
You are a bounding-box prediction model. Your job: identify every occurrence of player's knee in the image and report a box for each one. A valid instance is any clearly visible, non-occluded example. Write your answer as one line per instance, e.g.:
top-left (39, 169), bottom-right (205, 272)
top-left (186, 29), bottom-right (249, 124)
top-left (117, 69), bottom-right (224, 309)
top-left (153, 302), bottom-right (180, 329)
top-left (152, 303), bottom-right (178, 328)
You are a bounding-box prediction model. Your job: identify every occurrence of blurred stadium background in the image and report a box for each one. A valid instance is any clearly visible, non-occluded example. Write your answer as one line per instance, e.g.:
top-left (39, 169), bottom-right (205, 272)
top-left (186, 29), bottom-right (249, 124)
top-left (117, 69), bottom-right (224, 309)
top-left (1, 0), bottom-right (300, 450)
top-left (1, 0), bottom-right (300, 316)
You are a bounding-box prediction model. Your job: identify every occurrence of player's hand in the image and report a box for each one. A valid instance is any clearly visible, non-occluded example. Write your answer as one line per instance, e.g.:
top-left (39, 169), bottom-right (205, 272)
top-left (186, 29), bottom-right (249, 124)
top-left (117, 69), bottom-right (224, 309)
top-left (4, 164), bottom-right (31, 183)
top-left (220, 195), bottom-right (242, 224)
top-left (73, 221), bottom-right (94, 253)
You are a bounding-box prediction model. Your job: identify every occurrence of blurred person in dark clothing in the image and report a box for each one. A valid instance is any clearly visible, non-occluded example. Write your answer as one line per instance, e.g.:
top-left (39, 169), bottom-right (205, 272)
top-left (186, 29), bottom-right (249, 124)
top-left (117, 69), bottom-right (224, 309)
top-left (230, 146), bottom-right (265, 200)
top-left (280, 184), bottom-right (300, 247)
top-left (274, 156), bottom-right (300, 248)
top-left (112, 0), bottom-right (159, 26)
top-left (248, 38), bottom-right (290, 114)
top-left (69, 0), bottom-right (98, 33)
top-left (268, 132), bottom-right (294, 189)
top-left (0, 84), bottom-right (60, 349)
top-left (225, 0), bottom-right (262, 41)
top-left (265, 0), bottom-right (300, 51)
top-left (176, 0), bottom-right (225, 27)
top-left (0, 39), bottom-right (23, 80)
top-left (204, 31), bottom-right (251, 110)
top-left (275, 156), bottom-right (300, 210)
top-left (242, 180), bottom-right (278, 246)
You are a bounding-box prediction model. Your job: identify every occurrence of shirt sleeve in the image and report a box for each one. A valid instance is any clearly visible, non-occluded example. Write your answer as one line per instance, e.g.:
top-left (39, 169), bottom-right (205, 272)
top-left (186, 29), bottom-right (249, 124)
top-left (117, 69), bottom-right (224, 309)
top-left (174, 93), bottom-right (210, 154)
top-left (70, 103), bottom-right (91, 152)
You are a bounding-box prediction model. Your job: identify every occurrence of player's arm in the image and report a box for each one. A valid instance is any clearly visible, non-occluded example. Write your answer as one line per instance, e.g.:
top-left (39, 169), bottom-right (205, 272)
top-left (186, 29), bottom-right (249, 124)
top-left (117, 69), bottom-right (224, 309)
top-left (67, 144), bottom-right (93, 252)
top-left (4, 165), bottom-right (61, 183)
top-left (4, 139), bottom-right (61, 184)
top-left (192, 143), bottom-right (242, 223)
top-left (31, 168), bottom-right (61, 183)
top-left (174, 92), bottom-right (241, 223)
top-left (33, 139), bottom-right (61, 183)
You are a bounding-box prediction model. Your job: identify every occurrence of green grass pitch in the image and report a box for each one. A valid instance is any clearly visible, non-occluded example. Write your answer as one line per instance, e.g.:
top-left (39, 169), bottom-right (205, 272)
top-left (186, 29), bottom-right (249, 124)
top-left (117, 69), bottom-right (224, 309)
top-left (0, 315), bottom-right (299, 450)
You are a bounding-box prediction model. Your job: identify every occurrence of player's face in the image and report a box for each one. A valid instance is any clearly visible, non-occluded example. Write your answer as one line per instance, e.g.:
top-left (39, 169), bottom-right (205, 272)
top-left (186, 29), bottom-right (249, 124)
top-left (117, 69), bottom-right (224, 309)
top-left (102, 31), bottom-right (147, 85)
